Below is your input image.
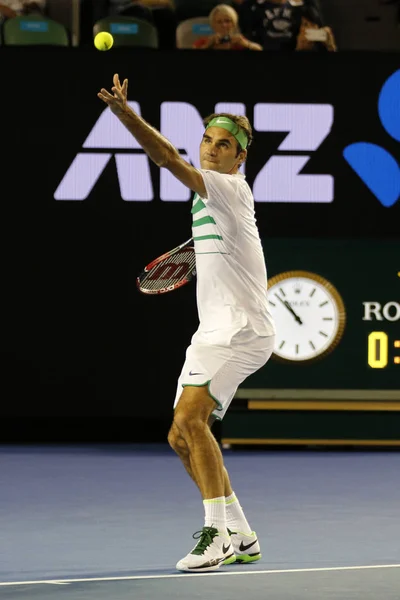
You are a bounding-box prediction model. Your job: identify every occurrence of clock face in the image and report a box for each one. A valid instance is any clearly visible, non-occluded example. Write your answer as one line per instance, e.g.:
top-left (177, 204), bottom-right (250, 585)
top-left (267, 270), bottom-right (346, 363)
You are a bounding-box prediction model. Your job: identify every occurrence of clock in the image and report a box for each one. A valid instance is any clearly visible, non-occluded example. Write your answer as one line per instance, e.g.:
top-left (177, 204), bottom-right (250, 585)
top-left (267, 270), bottom-right (346, 363)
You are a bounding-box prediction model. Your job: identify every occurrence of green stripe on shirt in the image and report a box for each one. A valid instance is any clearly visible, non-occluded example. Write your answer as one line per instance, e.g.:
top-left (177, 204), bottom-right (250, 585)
top-left (191, 199), bottom-right (206, 214)
top-left (193, 234), bottom-right (223, 241)
top-left (192, 216), bottom-right (216, 227)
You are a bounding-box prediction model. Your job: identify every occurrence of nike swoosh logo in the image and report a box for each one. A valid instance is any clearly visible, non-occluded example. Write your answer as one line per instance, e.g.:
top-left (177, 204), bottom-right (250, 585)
top-left (239, 539), bottom-right (258, 552)
top-left (189, 370), bottom-right (203, 376)
top-left (192, 556), bottom-right (226, 569)
top-left (222, 544), bottom-right (231, 554)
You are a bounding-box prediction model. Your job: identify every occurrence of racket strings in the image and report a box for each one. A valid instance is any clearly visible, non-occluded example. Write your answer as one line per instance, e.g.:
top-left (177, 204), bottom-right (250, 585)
top-left (141, 249), bottom-right (196, 292)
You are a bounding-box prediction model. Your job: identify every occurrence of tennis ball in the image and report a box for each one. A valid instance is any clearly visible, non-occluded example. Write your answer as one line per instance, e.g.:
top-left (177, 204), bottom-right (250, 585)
top-left (94, 32), bottom-right (114, 51)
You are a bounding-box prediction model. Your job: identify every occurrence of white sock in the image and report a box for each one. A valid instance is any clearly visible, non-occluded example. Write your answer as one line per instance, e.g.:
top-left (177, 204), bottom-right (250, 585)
top-left (203, 497), bottom-right (228, 536)
top-left (225, 492), bottom-right (253, 535)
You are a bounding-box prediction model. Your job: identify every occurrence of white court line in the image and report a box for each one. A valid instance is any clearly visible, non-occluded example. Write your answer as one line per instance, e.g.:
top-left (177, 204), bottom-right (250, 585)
top-left (1, 563), bottom-right (400, 586)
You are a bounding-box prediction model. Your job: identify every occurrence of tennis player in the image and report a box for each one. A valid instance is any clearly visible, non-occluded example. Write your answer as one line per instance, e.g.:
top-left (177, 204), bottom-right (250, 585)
top-left (98, 74), bottom-right (276, 572)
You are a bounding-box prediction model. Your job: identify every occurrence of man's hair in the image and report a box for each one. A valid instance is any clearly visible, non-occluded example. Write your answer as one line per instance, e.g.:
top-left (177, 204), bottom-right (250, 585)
top-left (203, 113), bottom-right (253, 156)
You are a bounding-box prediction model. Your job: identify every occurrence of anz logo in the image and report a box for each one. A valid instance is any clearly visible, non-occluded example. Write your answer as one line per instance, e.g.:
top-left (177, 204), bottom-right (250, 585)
top-left (54, 101), bottom-right (334, 203)
top-left (343, 69), bottom-right (400, 208)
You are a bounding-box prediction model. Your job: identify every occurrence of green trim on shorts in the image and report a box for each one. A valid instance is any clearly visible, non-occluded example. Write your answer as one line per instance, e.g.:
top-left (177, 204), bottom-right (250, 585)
top-left (181, 381), bottom-right (223, 411)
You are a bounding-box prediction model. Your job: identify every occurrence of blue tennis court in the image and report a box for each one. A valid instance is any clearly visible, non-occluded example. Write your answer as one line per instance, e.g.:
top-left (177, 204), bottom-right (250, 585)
top-left (1, 444), bottom-right (400, 599)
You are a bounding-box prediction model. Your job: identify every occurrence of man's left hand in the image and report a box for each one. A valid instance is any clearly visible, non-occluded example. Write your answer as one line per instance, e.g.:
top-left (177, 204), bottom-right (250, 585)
top-left (98, 74), bottom-right (129, 116)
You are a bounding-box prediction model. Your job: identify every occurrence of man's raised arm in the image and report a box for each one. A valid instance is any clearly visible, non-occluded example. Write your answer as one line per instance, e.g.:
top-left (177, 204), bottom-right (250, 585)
top-left (98, 73), bottom-right (206, 197)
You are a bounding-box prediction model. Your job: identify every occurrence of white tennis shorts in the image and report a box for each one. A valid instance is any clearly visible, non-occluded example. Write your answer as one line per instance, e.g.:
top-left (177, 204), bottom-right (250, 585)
top-left (173, 325), bottom-right (275, 420)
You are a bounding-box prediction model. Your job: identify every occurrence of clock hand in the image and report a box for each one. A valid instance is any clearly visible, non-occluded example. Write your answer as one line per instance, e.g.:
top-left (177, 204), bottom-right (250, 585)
top-left (283, 300), bottom-right (303, 325)
top-left (275, 294), bottom-right (303, 325)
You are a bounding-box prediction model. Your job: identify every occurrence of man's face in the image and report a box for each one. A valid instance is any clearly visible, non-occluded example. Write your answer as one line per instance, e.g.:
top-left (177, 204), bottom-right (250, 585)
top-left (200, 127), bottom-right (246, 173)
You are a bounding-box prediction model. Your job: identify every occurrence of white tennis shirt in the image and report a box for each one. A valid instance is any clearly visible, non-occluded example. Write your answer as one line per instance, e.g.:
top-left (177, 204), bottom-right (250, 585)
top-left (192, 169), bottom-right (276, 338)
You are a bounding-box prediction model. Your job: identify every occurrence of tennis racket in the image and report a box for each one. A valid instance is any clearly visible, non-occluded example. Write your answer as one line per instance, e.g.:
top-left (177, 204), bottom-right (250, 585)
top-left (137, 238), bottom-right (196, 295)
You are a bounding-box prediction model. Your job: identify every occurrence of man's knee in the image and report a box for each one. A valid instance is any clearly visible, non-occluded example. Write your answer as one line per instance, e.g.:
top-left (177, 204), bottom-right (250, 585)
top-left (168, 421), bottom-right (190, 456)
top-left (168, 421), bottom-right (180, 451)
top-left (173, 409), bottom-right (207, 440)
top-left (173, 386), bottom-right (216, 434)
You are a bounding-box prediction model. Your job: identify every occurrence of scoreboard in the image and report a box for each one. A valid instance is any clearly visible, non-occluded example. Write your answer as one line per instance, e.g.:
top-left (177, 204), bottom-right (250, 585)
top-left (224, 241), bottom-right (399, 446)
top-left (239, 238), bottom-right (400, 396)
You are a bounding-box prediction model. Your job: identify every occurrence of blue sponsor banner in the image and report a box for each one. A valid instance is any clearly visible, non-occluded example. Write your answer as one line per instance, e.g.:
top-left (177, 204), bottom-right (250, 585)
top-left (110, 23), bottom-right (139, 35)
top-left (192, 24), bottom-right (213, 34)
top-left (20, 20), bottom-right (49, 32)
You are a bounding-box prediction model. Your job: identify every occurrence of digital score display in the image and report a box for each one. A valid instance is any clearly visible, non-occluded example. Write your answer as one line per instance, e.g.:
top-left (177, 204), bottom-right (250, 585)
top-left (368, 332), bottom-right (400, 369)
top-left (240, 239), bottom-right (400, 394)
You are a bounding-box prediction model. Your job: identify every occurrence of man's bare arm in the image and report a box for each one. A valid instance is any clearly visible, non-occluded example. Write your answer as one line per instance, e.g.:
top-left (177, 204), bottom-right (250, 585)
top-left (117, 106), bottom-right (206, 196)
top-left (98, 74), bottom-right (206, 197)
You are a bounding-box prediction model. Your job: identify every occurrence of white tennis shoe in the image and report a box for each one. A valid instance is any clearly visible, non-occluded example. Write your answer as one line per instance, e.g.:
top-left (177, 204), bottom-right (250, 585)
top-left (176, 526), bottom-right (236, 572)
top-left (228, 530), bottom-right (261, 564)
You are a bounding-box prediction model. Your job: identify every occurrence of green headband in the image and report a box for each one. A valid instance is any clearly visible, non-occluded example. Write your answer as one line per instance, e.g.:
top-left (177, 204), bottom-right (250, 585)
top-left (206, 117), bottom-right (248, 150)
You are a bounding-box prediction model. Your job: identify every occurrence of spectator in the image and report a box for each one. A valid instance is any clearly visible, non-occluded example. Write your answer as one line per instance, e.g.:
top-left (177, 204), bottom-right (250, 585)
top-left (233, 0), bottom-right (337, 52)
top-left (102, 0), bottom-right (177, 49)
top-left (107, 0), bottom-right (154, 23)
top-left (0, 0), bottom-right (46, 20)
top-left (296, 16), bottom-right (336, 51)
top-left (109, 0), bottom-right (172, 9)
top-left (193, 3), bottom-right (263, 50)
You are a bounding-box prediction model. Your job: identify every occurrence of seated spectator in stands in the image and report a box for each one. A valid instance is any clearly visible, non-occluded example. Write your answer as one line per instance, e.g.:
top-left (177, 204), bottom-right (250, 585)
top-left (0, 0), bottom-right (45, 20)
top-left (233, 0), bottom-right (336, 52)
top-left (0, 0), bottom-right (45, 18)
top-left (296, 15), bottom-right (336, 51)
top-left (108, 0), bottom-right (172, 18)
top-left (112, 0), bottom-right (172, 7)
top-left (103, 0), bottom-right (176, 49)
top-left (193, 3), bottom-right (263, 50)
top-left (107, 0), bottom-right (153, 22)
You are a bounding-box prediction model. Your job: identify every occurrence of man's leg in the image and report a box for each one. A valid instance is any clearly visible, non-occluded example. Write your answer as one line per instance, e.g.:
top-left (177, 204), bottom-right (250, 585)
top-left (167, 422), bottom-right (200, 488)
top-left (169, 385), bottom-right (225, 499)
top-left (206, 418), bottom-right (262, 564)
top-left (169, 408), bottom-right (252, 528)
top-left (207, 415), bottom-right (234, 497)
top-left (168, 385), bottom-right (235, 571)
top-left (168, 413), bottom-right (233, 495)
